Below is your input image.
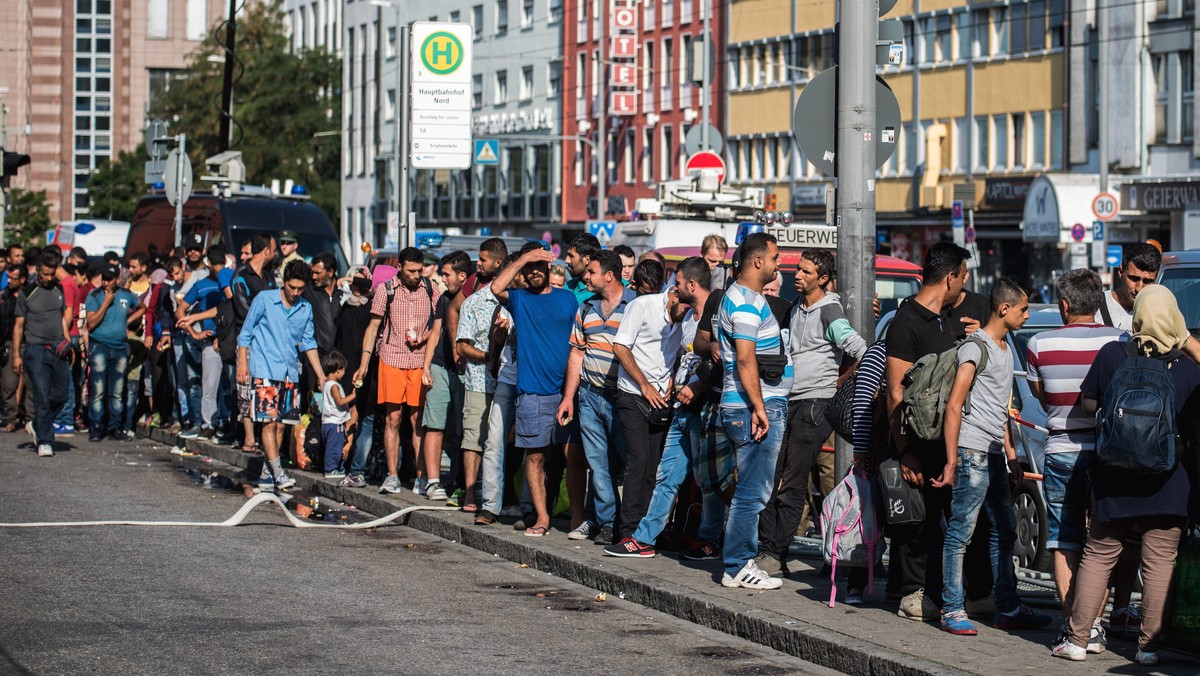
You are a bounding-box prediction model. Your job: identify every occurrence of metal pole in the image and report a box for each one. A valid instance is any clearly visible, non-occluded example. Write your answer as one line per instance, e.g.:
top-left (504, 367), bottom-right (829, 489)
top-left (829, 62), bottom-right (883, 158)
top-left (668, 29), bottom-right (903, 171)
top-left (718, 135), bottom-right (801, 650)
top-left (0, 102), bottom-right (7, 249)
top-left (596, 0), bottom-right (606, 222)
top-left (701, 0), bottom-right (710, 149)
top-left (834, 0), bottom-right (876, 479)
top-left (1098, 0), bottom-right (1108, 194)
top-left (397, 23), bottom-right (411, 248)
top-left (218, 0), bottom-right (238, 153)
top-left (174, 134), bottom-right (186, 249)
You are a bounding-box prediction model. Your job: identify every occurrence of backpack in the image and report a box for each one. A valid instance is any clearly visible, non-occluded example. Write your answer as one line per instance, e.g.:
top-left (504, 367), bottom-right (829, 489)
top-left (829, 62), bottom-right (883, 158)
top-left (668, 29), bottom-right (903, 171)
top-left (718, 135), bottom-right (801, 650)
top-left (302, 420), bottom-right (325, 471)
top-left (215, 296), bottom-right (238, 365)
top-left (381, 276), bottom-right (435, 344)
top-left (900, 335), bottom-right (989, 441)
top-left (820, 468), bottom-right (882, 608)
top-left (1095, 341), bottom-right (1178, 475)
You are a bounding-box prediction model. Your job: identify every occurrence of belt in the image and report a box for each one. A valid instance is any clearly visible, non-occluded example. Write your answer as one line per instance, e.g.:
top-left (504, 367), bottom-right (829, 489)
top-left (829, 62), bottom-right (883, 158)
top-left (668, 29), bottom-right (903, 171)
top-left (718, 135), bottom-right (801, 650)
top-left (792, 397), bottom-right (832, 404)
top-left (580, 381), bottom-right (619, 397)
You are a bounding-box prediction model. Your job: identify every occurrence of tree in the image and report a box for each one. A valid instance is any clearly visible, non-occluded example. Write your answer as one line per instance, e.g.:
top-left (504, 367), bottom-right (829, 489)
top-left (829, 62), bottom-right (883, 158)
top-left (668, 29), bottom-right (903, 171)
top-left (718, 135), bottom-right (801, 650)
top-left (4, 188), bottom-right (54, 247)
top-left (86, 145), bottom-right (148, 223)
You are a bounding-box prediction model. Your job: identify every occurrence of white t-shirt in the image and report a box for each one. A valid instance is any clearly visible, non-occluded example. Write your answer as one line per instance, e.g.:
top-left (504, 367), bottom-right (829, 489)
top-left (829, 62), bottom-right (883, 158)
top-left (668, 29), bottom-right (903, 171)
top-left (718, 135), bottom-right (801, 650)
top-left (321, 379), bottom-right (351, 425)
top-left (614, 292), bottom-right (683, 396)
top-left (1094, 291), bottom-right (1133, 332)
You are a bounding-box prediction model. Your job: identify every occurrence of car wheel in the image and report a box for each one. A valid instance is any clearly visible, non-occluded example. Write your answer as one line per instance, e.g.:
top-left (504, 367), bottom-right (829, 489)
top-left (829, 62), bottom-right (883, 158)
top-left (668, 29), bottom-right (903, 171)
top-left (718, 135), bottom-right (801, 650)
top-left (1012, 479), bottom-right (1051, 573)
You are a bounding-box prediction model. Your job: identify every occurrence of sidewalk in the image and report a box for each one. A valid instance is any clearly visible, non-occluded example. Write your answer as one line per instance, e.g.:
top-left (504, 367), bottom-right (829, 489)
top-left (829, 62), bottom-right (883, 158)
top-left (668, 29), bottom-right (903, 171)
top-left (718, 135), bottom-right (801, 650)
top-left (144, 427), bottom-right (1200, 676)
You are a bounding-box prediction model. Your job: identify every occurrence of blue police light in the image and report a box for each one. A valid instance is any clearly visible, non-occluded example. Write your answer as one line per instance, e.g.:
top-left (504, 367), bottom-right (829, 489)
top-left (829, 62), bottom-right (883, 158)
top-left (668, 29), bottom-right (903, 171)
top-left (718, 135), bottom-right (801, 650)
top-left (152, 181), bottom-right (165, 190)
top-left (735, 222), bottom-right (764, 245)
top-left (290, 184), bottom-right (308, 195)
top-left (74, 222), bottom-right (97, 235)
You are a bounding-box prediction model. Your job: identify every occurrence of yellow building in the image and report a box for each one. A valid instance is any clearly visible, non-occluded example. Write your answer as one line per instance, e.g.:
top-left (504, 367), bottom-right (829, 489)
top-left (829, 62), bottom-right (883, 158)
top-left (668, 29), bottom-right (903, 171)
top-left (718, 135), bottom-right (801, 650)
top-left (725, 0), bottom-right (1067, 288)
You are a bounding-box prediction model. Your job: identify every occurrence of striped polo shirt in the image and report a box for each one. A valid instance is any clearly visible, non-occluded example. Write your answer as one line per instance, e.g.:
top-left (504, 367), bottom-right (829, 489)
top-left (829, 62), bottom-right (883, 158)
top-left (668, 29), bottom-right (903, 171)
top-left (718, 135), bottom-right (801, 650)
top-left (1025, 323), bottom-right (1127, 452)
top-left (569, 287), bottom-right (638, 390)
top-left (717, 282), bottom-right (793, 408)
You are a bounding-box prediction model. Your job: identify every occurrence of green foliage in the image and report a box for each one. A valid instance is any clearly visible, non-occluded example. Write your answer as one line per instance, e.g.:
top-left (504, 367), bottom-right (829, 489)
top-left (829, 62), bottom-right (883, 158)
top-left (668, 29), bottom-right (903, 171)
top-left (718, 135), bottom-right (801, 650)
top-left (4, 187), bottom-right (53, 247)
top-left (86, 145), bottom-right (147, 222)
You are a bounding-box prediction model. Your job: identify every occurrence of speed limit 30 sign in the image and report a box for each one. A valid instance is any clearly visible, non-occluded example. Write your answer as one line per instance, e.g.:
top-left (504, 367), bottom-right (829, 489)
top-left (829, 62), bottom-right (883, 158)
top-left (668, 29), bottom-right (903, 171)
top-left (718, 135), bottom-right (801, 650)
top-left (1092, 192), bottom-right (1119, 222)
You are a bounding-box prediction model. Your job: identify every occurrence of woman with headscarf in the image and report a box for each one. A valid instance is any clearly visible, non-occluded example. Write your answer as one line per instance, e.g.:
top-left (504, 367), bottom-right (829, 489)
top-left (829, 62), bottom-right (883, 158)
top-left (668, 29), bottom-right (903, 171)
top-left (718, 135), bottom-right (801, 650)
top-left (1052, 285), bottom-right (1200, 665)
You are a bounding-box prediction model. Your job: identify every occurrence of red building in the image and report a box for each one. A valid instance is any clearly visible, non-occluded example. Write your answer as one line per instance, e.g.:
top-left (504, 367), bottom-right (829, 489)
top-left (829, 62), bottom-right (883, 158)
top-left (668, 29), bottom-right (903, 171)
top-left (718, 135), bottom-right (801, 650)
top-left (562, 0), bottom-right (724, 226)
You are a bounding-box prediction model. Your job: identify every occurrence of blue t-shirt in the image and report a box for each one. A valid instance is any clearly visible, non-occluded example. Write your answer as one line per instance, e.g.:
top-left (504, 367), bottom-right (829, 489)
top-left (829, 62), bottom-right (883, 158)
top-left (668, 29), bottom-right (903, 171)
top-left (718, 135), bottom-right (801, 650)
top-left (504, 287), bottom-right (578, 396)
top-left (216, 267), bottom-right (235, 292)
top-left (85, 288), bottom-right (139, 350)
top-left (184, 277), bottom-right (222, 333)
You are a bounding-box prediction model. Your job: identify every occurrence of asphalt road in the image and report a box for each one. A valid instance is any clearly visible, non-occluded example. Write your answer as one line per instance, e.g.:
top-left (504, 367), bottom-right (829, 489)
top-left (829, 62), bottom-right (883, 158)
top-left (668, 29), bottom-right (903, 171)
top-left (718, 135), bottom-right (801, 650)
top-left (0, 434), bottom-right (837, 676)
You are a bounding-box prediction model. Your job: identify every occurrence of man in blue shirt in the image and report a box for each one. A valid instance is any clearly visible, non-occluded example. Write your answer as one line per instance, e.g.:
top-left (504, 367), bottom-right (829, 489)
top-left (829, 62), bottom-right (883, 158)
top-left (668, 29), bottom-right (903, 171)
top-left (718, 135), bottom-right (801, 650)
top-left (177, 247), bottom-right (227, 440)
top-left (490, 243), bottom-right (582, 537)
top-left (84, 265), bottom-right (144, 442)
top-left (237, 259), bottom-right (323, 491)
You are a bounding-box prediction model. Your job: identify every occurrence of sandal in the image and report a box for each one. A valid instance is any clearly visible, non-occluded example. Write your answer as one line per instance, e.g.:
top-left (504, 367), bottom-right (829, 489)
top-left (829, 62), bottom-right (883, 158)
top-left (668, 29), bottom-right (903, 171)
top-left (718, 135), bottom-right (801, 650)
top-left (523, 525), bottom-right (549, 537)
top-left (462, 502), bottom-right (479, 513)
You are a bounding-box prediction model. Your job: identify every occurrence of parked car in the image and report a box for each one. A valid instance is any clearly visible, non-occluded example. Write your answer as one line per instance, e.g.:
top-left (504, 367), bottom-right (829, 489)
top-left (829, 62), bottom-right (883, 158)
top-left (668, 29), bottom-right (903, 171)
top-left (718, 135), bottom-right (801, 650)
top-left (1158, 250), bottom-right (1200, 338)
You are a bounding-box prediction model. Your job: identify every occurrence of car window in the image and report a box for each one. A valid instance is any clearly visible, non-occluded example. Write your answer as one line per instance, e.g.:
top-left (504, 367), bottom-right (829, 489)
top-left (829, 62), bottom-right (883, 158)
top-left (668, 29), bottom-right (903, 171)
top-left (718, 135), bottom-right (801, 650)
top-left (1159, 267), bottom-right (1200, 335)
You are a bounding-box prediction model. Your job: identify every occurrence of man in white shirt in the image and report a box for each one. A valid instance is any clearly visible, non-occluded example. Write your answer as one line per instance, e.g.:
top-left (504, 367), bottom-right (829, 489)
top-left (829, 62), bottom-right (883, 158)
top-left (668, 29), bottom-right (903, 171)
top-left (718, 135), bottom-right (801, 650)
top-left (1094, 243), bottom-right (1158, 331)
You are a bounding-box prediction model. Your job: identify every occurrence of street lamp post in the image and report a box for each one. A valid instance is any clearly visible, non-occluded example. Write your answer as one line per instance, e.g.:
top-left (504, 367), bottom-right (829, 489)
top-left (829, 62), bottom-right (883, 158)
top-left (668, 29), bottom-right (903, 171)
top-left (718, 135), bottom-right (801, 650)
top-left (371, 0), bottom-right (411, 249)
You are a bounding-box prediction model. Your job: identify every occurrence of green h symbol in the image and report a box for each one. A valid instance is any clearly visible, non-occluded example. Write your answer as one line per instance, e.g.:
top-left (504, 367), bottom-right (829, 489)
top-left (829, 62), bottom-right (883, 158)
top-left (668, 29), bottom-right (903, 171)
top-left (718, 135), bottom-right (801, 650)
top-left (431, 40), bottom-right (453, 65)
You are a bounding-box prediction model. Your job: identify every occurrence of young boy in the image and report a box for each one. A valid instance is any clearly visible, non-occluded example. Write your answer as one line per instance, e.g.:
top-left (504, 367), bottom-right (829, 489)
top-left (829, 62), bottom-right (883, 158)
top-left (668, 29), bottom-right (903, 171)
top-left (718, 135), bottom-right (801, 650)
top-left (321, 351), bottom-right (355, 479)
top-left (935, 278), bottom-right (1051, 635)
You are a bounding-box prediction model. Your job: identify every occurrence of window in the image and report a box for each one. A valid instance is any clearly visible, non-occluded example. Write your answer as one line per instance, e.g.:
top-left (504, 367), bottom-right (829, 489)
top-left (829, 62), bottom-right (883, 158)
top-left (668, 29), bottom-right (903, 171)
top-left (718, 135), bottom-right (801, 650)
top-left (624, 128), bottom-right (635, 183)
top-left (472, 5), bottom-right (484, 38)
top-left (993, 113), bottom-right (1008, 169)
top-left (148, 0), bottom-right (168, 38)
top-left (662, 37), bottom-right (673, 109)
top-left (661, 125), bottom-right (673, 180)
top-left (921, 17), bottom-right (935, 64)
top-left (643, 42), bottom-right (655, 90)
top-left (973, 9), bottom-right (990, 57)
top-left (1010, 3), bottom-right (1027, 54)
top-left (472, 74), bottom-right (483, 108)
top-left (1049, 0), bottom-right (1065, 47)
top-left (993, 8), bottom-right (1009, 56)
top-left (186, 0), bottom-right (207, 40)
top-left (547, 0), bottom-right (562, 22)
top-left (548, 61), bottom-right (561, 96)
top-left (1031, 111), bottom-right (1046, 167)
top-left (574, 140), bottom-right (585, 186)
top-left (1029, 0), bottom-right (1046, 51)
top-left (681, 0), bottom-right (693, 23)
top-left (954, 117), bottom-right (970, 172)
top-left (147, 68), bottom-right (178, 111)
top-left (385, 26), bottom-right (396, 58)
top-left (576, 53), bottom-right (587, 100)
top-left (903, 122), bottom-right (916, 173)
top-left (497, 0), bottom-right (508, 34)
top-left (494, 70), bottom-right (508, 104)
top-left (1050, 110), bottom-right (1063, 168)
top-left (644, 0), bottom-right (655, 29)
top-left (642, 128), bottom-right (653, 182)
top-left (577, 0), bottom-right (588, 41)
top-left (936, 15), bottom-right (951, 62)
top-left (956, 12), bottom-right (971, 60)
top-left (520, 65), bottom-right (534, 100)
top-left (522, 0), bottom-right (534, 28)
top-left (663, 0), bottom-right (674, 27)
top-left (975, 115), bottom-right (989, 169)
top-left (1012, 113), bottom-right (1026, 167)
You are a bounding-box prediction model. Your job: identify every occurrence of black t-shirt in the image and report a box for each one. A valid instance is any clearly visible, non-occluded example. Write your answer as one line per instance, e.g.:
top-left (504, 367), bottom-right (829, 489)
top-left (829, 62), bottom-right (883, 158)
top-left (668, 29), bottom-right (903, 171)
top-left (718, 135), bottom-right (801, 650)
top-left (885, 295), bottom-right (959, 363)
top-left (699, 289), bottom-right (723, 342)
top-left (766, 295), bottom-right (793, 331)
top-left (431, 294), bottom-right (453, 368)
top-left (945, 291), bottom-right (990, 340)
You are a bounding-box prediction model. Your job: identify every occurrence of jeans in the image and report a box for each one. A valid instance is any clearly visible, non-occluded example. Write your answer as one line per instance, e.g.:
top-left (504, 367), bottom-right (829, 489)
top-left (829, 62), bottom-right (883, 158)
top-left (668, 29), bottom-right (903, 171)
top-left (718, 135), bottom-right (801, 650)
top-left (1043, 450), bottom-right (1092, 552)
top-left (721, 399), bottom-right (789, 576)
top-left (758, 399), bottom-right (831, 559)
top-left (617, 390), bottom-right (672, 541)
top-left (481, 382), bottom-right (516, 516)
top-left (55, 335), bottom-right (81, 427)
top-left (172, 340), bottom-right (191, 425)
top-left (942, 449), bottom-right (1020, 614)
top-left (631, 407), bottom-right (725, 546)
top-left (23, 344), bottom-right (70, 445)
top-left (180, 336), bottom-right (204, 427)
top-left (89, 342), bottom-right (130, 434)
top-left (1, 341), bottom-right (19, 423)
top-left (578, 384), bottom-right (627, 529)
top-left (348, 413), bottom-right (375, 476)
top-left (187, 336), bottom-right (222, 429)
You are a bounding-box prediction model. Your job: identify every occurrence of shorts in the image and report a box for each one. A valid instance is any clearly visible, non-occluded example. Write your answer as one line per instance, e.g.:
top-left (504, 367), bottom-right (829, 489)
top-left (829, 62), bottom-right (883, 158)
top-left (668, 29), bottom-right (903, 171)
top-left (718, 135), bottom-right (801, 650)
top-left (514, 392), bottom-right (577, 448)
top-left (422, 363), bottom-right (463, 432)
top-left (461, 390), bottom-right (493, 452)
top-left (378, 362), bottom-right (425, 408)
top-left (251, 378), bottom-right (301, 425)
top-left (237, 382), bottom-right (254, 419)
top-left (1043, 450), bottom-right (1092, 552)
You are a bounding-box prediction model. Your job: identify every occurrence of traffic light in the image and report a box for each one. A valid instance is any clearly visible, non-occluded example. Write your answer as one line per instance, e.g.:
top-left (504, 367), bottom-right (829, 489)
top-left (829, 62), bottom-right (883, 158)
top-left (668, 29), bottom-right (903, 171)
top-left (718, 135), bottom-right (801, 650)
top-left (2, 151), bottom-right (31, 190)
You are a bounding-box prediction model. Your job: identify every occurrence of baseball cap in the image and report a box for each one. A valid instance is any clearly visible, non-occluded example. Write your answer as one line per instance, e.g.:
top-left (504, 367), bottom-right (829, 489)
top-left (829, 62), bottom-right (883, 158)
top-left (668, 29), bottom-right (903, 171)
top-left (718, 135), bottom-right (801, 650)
top-left (279, 230), bottom-right (299, 244)
top-left (184, 233), bottom-right (205, 250)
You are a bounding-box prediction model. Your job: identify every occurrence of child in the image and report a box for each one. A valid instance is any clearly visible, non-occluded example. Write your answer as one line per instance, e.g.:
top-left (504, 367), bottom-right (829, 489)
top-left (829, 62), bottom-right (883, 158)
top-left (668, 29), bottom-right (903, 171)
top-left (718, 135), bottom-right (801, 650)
top-left (935, 278), bottom-right (1050, 636)
top-left (321, 351), bottom-right (356, 479)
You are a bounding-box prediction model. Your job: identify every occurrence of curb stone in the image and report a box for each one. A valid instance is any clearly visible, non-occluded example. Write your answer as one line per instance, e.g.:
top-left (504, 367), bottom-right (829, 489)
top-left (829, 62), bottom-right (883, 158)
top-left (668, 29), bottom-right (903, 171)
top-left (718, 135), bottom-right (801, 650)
top-left (145, 426), bottom-right (967, 676)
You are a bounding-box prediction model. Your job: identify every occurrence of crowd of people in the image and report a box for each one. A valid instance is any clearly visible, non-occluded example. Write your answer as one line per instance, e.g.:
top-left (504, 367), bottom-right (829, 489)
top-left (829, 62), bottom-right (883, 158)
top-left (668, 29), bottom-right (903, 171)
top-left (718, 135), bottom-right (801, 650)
top-left (3, 230), bottom-right (1198, 667)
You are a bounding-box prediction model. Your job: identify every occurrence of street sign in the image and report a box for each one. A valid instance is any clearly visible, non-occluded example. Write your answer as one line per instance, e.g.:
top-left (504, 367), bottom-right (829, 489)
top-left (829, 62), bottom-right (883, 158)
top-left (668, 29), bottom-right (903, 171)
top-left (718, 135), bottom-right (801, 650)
top-left (411, 22), bottom-right (474, 170)
top-left (1070, 223), bottom-right (1086, 242)
top-left (792, 67), bottom-right (901, 177)
top-left (684, 150), bottom-right (726, 182)
top-left (1092, 220), bottom-right (1104, 241)
top-left (951, 199), bottom-right (965, 246)
top-left (587, 220), bottom-right (616, 240)
top-left (541, 230), bottom-right (553, 244)
top-left (1106, 244), bottom-right (1123, 268)
top-left (162, 147), bottom-right (192, 207)
top-left (473, 139), bottom-right (499, 165)
top-left (1092, 192), bottom-right (1119, 222)
top-left (144, 119), bottom-right (169, 160)
top-left (144, 158), bottom-right (166, 185)
top-left (1091, 241), bottom-right (1106, 267)
top-left (684, 123), bottom-right (724, 155)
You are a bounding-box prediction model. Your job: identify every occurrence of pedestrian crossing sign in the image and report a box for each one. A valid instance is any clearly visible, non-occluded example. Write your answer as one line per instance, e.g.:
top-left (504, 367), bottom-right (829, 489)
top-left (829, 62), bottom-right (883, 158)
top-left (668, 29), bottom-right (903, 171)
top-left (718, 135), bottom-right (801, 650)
top-left (474, 139), bottom-right (499, 166)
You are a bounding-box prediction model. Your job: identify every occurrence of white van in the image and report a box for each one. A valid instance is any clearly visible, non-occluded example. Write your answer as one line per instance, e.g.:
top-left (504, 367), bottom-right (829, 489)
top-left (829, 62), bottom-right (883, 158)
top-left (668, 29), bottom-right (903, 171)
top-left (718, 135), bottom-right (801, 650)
top-left (52, 219), bottom-right (132, 261)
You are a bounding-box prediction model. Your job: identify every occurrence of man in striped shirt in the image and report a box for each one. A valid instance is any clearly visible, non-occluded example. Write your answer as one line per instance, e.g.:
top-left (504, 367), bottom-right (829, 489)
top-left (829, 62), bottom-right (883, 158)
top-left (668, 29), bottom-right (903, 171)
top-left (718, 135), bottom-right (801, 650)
top-left (1026, 268), bottom-right (1126, 644)
top-left (716, 233), bottom-right (793, 590)
top-left (557, 250), bottom-right (637, 546)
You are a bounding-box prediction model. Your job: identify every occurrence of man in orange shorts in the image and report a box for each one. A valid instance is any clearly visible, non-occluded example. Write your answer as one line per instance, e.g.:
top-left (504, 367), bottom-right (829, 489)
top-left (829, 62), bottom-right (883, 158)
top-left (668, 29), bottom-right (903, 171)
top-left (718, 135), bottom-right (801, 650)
top-left (353, 247), bottom-right (440, 494)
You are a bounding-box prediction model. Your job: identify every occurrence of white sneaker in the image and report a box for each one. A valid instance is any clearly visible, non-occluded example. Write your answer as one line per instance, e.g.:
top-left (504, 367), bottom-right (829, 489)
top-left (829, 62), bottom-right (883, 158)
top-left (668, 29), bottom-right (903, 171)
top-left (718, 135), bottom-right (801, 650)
top-left (567, 520), bottom-right (596, 541)
top-left (897, 588), bottom-right (940, 621)
top-left (1087, 624), bottom-right (1107, 654)
top-left (721, 559), bottom-right (783, 590)
top-left (1134, 649), bottom-right (1159, 666)
top-left (425, 481), bottom-right (448, 501)
top-left (37, 444), bottom-right (53, 457)
top-left (1051, 639), bottom-right (1087, 661)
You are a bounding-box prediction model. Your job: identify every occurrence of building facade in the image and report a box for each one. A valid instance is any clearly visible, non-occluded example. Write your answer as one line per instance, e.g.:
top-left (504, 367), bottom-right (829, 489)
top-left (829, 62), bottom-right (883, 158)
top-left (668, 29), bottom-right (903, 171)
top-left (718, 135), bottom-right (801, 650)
top-left (561, 0), bottom-right (725, 227)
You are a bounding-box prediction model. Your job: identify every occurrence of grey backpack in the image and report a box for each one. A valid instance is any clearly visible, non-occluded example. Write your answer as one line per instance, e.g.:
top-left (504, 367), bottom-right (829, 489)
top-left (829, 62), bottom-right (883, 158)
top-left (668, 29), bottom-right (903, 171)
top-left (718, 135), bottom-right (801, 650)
top-left (820, 469), bottom-right (882, 608)
top-left (901, 335), bottom-right (989, 441)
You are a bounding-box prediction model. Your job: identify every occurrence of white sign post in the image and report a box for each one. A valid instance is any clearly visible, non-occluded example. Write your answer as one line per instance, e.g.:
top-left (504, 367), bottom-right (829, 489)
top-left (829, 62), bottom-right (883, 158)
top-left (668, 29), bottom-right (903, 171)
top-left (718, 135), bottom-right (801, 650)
top-left (410, 22), bottom-right (473, 169)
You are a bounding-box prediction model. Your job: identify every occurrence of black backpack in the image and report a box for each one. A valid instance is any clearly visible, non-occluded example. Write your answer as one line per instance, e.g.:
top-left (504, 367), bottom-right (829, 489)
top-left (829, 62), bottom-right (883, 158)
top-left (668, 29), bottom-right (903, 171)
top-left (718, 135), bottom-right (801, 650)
top-left (1095, 341), bottom-right (1179, 475)
top-left (215, 296), bottom-right (238, 365)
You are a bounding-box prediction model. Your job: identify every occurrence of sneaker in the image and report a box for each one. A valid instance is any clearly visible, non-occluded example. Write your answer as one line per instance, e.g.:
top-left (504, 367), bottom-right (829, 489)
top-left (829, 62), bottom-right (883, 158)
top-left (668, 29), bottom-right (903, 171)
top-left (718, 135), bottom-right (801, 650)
top-left (593, 526), bottom-right (615, 546)
top-left (75, 417), bottom-right (88, 433)
top-left (88, 431), bottom-right (104, 443)
top-left (24, 421), bottom-right (33, 436)
top-left (682, 540), bottom-right (721, 561)
top-left (499, 505), bottom-right (523, 518)
top-left (603, 538), bottom-right (656, 558)
top-left (897, 589), bottom-right (940, 621)
top-left (257, 471), bottom-right (277, 491)
top-left (413, 477), bottom-right (428, 497)
top-left (964, 595), bottom-right (996, 618)
top-left (324, 470), bottom-right (346, 479)
top-left (994, 605), bottom-right (1053, 631)
top-left (567, 520), bottom-right (596, 541)
top-left (339, 474), bottom-right (368, 488)
top-left (1134, 649), bottom-right (1159, 666)
top-left (53, 423), bottom-right (75, 437)
top-left (274, 472), bottom-right (296, 490)
top-left (1087, 624), bottom-right (1107, 654)
top-left (108, 429), bottom-right (130, 442)
top-left (1051, 638), bottom-right (1087, 661)
top-left (940, 610), bottom-right (978, 636)
top-left (474, 510), bottom-right (498, 526)
top-left (178, 425), bottom-right (201, 439)
top-left (721, 559), bottom-right (783, 590)
top-left (37, 444), bottom-right (54, 457)
top-left (753, 552), bottom-right (785, 577)
top-left (845, 591), bottom-right (865, 606)
top-left (446, 487), bottom-right (464, 507)
top-left (426, 481), bottom-right (448, 501)
top-left (380, 475), bottom-right (404, 494)
top-left (197, 427), bottom-right (215, 441)
top-left (122, 429), bottom-right (137, 440)
top-left (1109, 605), bottom-right (1142, 636)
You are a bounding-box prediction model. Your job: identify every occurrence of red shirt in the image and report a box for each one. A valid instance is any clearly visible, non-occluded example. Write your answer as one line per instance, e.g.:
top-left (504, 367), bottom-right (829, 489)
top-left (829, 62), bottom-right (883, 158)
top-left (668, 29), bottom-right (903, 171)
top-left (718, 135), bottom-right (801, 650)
top-left (61, 276), bottom-right (81, 337)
